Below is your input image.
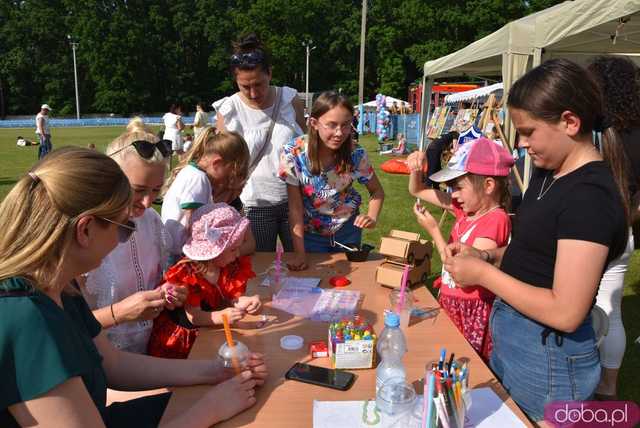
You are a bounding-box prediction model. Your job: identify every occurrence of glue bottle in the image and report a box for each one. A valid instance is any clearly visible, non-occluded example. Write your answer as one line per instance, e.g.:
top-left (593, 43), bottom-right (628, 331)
top-left (375, 311), bottom-right (407, 393)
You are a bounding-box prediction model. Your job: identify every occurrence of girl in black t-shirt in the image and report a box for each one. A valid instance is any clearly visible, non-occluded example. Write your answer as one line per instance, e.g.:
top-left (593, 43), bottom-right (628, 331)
top-left (443, 59), bottom-right (628, 423)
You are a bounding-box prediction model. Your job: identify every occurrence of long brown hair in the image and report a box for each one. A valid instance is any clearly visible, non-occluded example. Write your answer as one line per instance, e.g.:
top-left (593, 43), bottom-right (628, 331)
top-left (308, 91), bottom-right (354, 175)
top-left (508, 58), bottom-right (630, 225)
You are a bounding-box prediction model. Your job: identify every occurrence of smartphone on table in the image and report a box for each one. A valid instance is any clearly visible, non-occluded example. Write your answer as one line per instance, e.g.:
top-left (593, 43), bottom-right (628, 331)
top-left (285, 362), bottom-right (356, 391)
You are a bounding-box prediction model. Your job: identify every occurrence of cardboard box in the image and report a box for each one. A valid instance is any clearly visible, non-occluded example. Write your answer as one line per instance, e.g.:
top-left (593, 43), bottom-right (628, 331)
top-left (376, 259), bottom-right (431, 289)
top-left (379, 231), bottom-right (433, 266)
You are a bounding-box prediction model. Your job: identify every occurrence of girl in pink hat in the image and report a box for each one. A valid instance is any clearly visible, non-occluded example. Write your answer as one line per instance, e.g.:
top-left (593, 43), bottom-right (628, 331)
top-left (407, 137), bottom-right (513, 362)
top-left (148, 203), bottom-right (261, 359)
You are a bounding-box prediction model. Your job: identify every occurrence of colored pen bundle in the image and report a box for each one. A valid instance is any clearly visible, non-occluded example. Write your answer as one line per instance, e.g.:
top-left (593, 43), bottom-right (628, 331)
top-left (422, 349), bottom-right (470, 428)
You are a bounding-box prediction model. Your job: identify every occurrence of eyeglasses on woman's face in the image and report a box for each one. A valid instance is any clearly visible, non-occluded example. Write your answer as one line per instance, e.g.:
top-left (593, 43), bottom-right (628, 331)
top-left (98, 217), bottom-right (137, 243)
top-left (315, 120), bottom-right (353, 134)
top-left (109, 140), bottom-right (173, 159)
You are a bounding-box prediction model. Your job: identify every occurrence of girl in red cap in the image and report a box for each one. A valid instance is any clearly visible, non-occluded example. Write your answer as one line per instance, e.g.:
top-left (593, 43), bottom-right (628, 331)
top-left (407, 136), bottom-right (513, 361)
top-left (148, 202), bottom-right (260, 359)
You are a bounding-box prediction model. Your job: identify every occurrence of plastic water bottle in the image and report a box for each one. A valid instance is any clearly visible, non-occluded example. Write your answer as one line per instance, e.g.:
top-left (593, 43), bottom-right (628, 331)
top-left (376, 311), bottom-right (407, 393)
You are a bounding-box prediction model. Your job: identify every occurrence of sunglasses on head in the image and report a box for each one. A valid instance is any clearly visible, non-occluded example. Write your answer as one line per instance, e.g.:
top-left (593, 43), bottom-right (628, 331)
top-left (230, 51), bottom-right (265, 67)
top-left (109, 140), bottom-right (173, 159)
top-left (99, 217), bottom-right (137, 243)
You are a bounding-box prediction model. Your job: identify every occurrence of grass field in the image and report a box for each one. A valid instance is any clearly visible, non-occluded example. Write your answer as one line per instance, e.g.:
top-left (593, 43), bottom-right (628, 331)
top-left (0, 127), bottom-right (637, 402)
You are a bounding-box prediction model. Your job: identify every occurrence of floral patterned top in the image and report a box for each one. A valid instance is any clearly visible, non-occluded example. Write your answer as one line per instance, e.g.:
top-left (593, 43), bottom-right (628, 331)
top-left (279, 136), bottom-right (374, 236)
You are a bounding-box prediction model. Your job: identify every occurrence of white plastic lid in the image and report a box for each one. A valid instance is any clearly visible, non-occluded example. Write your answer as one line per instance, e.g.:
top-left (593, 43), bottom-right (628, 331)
top-left (280, 335), bottom-right (304, 350)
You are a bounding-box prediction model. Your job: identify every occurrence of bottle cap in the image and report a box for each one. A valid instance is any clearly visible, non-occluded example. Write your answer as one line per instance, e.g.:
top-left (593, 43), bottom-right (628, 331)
top-left (280, 335), bottom-right (304, 350)
top-left (384, 311), bottom-right (400, 328)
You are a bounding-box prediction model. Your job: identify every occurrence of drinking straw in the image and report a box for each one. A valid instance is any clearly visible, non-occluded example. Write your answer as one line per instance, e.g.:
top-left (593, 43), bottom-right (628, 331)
top-left (276, 241), bottom-right (284, 285)
top-left (396, 264), bottom-right (410, 313)
top-left (221, 313), bottom-right (241, 375)
top-left (423, 372), bottom-right (435, 428)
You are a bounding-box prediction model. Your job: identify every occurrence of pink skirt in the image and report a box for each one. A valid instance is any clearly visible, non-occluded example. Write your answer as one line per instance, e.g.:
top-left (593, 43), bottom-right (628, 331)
top-left (439, 294), bottom-right (494, 362)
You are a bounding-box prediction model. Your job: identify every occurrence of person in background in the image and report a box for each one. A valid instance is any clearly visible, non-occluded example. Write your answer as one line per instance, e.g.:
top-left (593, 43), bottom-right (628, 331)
top-left (35, 104), bottom-right (52, 159)
top-left (425, 131), bottom-right (459, 188)
top-left (163, 103), bottom-right (185, 156)
top-left (587, 55), bottom-right (640, 400)
top-left (192, 102), bottom-right (209, 138)
top-left (215, 33), bottom-right (306, 252)
top-left (0, 147), bottom-right (268, 428)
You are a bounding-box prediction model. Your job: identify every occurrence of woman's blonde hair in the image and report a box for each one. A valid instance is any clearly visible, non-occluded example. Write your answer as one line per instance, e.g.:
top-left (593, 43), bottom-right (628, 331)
top-left (107, 117), bottom-right (168, 167)
top-left (0, 147), bottom-right (132, 292)
top-left (165, 127), bottom-right (250, 191)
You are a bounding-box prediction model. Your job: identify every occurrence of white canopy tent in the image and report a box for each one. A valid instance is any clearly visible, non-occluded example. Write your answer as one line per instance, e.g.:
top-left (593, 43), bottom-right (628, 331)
top-left (444, 82), bottom-right (504, 105)
top-left (419, 0), bottom-right (640, 187)
top-left (362, 96), bottom-right (410, 109)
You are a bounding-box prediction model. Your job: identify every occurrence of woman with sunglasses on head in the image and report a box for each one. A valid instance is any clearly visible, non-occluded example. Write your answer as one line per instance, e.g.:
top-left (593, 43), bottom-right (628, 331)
top-left (0, 147), bottom-right (268, 428)
top-left (215, 33), bottom-right (306, 252)
top-left (83, 118), bottom-right (189, 354)
top-left (279, 92), bottom-right (384, 270)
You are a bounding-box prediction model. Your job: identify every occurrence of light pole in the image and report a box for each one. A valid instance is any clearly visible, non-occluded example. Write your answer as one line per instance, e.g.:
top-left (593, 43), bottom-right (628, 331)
top-left (302, 40), bottom-right (316, 112)
top-left (67, 35), bottom-right (80, 120)
top-left (358, 0), bottom-right (367, 106)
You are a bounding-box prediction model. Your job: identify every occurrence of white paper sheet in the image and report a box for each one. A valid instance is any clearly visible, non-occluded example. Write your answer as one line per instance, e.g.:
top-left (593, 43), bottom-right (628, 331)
top-left (313, 388), bottom-right (527, 428)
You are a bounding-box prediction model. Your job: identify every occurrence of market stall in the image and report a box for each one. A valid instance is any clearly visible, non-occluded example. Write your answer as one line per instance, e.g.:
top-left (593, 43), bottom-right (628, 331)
top-left (419, 0), bottom-right (640, 188)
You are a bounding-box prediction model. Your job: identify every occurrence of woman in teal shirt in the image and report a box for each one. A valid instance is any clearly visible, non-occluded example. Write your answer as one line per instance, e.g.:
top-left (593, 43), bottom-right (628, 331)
top-left (0, 147), bottom-right (267, 427)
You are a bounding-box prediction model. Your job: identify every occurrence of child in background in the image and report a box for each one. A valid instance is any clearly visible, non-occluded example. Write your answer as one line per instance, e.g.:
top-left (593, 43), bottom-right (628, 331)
top-left (182, 133), bottom-right (194, 153)
top-left (148, 203), bottom-right (260, 359)
top-left (279, 91), bottom-right (385, 270)
top-left (161, 128), bottom-right (250, 257)
top-left (407, 137), bottom-right (513, 361)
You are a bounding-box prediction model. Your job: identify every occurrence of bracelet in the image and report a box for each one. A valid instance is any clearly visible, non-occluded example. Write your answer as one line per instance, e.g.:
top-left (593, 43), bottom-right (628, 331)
top-left (481, 250), bottom-right (493, 264)
top-left (110, 304), bottom-right (118, 326)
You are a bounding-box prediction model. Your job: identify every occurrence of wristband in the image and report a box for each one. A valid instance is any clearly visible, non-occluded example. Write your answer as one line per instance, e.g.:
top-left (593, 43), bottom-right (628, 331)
top-left (110, 304), bottom-right (119, 325)
top-left (481, 250), bottom-right (493, 264)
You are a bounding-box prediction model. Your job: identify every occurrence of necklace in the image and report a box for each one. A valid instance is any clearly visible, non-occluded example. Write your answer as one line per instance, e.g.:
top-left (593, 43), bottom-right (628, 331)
top-left (537, 173), bottom-right (557, 200)
top-left (454, 205), bottom-right (500, 237)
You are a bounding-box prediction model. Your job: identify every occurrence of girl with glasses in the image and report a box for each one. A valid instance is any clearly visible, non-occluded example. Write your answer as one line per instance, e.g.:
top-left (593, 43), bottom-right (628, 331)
top-left (214, 33), bottom-right (307, 253)
top-left (279, 91), bottom-right (385, 270)
top-left (83, 118), bottom-right (188, 355)
top-left (0, 147), bottom-right (267, 427)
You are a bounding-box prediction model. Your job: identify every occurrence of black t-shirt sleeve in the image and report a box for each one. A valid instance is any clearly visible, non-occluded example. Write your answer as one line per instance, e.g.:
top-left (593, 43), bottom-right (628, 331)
top-left (557, 181), bottom-right (621, 248)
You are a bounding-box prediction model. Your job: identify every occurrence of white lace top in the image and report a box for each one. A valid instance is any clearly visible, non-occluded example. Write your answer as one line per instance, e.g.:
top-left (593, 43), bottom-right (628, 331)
top-left (214, 86), bottom-right (303, 207)
top-left (83, 208), bottom-right (172, 353)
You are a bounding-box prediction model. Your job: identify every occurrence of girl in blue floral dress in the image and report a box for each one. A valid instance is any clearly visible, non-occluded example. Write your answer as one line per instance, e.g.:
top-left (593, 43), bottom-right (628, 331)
top-left (279, 92), bottom-right (385, 270)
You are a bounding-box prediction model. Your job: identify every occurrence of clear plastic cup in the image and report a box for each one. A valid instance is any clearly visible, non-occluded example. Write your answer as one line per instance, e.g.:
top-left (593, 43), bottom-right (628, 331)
top-left (264, 262), bottom-right (289, 296)
top-left (376, 378), bottom-right (416, 416)
top-left (218, 340), bottom-right (250, 371)
top-left (389, 289), bottom-right (414, 331)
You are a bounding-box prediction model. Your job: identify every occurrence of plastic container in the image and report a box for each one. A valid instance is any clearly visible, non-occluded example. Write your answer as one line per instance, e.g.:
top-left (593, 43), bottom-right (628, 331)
top-left (375, 311), bottom-right (407, 393)
top-left (376, 378), bottom-right (416, 416)
top-left (389, 289), bottom-right (415, 331)
top-left (264, 262), bottom-right (289, 294)
top-left (345, 243), bottom-right (375, 262)
top-left (217, 340), bottom-right (250, 370)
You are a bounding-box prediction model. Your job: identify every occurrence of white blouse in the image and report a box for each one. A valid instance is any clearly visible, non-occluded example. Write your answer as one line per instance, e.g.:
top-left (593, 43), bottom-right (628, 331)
top-left (84, 208), bottom-right (172, 353)
top-left (214, 86), bottom-right (303, 207)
